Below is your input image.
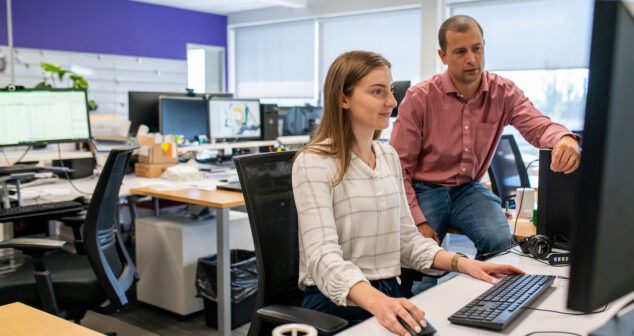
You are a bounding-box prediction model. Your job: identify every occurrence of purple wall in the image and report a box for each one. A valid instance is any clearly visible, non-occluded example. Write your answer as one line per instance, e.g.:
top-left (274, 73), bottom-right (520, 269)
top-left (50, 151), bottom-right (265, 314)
top-left (1, 0), bottom-right (226, 60)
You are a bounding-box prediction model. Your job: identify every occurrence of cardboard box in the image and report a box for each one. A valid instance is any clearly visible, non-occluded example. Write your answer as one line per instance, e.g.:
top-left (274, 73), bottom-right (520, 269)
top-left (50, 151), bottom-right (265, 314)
top-left (138, 143), bottom-right (178, 164)
top-left (135, 162), bottom-right (175, 178)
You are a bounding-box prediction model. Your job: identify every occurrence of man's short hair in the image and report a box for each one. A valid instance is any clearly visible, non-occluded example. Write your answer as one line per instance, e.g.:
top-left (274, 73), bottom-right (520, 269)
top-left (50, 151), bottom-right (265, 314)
top-left (438, 15), bottom-right (484, 53)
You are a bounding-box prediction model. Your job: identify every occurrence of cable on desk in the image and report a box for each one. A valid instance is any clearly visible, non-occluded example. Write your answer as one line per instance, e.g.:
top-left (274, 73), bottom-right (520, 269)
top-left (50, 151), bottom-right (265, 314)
top-left (524, 332), bottom-right (581, 336)
top-left (12, 145), bottom-right (32, 165)
top-left (2, 151), bottom-right (10, 164)
top-left (521, 303), bottom-right (608, 316)
top-left (57, 144), bottom-right (92, 195)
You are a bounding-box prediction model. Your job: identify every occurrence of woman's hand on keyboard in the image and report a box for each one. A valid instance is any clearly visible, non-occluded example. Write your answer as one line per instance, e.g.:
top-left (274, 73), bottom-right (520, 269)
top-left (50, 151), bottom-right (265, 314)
top-left (459, 259), bottom-right (525, 284)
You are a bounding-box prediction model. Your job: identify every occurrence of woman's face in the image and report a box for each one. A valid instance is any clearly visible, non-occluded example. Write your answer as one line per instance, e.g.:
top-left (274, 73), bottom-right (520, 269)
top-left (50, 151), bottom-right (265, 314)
top-left (342, 65), bottom-right (397, 134)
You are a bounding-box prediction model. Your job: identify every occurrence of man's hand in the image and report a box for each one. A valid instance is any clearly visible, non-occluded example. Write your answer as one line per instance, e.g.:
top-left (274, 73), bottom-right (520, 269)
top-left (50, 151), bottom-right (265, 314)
top-left (551, 135), bottom-right (581, 174)
top-left (417, 222), bottom-right (440, 244)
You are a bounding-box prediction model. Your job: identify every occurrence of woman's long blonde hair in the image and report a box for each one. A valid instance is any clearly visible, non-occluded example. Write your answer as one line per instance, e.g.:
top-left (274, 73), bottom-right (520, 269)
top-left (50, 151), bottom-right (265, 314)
top-left (296, 50), bottom-right (391, 186)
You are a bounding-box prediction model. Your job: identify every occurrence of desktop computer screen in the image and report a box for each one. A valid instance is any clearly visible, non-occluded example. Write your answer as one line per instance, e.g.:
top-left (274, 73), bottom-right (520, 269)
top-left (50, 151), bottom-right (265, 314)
top-left (159, 96), bottom-right (208, 141)
top-left (0, 89), bottom-right (91, 147)
top-left (129, 91), bottom-right (191, 135)
top-left (208, 99), bottom-right (261, 141)
top-left (567, 0), bottom-right (634, 313)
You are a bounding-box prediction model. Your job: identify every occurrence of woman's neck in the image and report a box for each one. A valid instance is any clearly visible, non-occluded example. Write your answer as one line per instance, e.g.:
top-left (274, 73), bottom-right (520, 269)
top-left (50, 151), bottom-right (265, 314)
top-left (351, 128), bottom-right (375, 168)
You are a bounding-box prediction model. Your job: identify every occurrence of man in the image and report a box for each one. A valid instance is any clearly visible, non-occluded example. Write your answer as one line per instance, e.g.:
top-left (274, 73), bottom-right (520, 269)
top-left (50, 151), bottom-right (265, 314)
top-left (390, 15), bottom-right (580, 261)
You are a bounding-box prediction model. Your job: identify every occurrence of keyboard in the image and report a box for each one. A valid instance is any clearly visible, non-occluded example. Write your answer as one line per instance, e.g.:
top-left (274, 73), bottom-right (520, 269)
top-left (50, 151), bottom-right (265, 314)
top-left (0, 201), bottom-right (84, 222)
top-left (448, 274), bottom-right (555, 331)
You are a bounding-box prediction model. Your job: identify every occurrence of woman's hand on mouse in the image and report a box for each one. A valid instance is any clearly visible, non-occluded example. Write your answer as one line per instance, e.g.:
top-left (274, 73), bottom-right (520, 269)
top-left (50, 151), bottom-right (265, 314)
top-left (348, 281), bottom-right (425, 335)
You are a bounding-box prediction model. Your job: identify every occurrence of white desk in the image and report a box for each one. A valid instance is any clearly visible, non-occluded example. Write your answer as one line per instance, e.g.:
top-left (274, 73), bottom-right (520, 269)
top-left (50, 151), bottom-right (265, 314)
top-left (338, 251), bottom-right (634, 335)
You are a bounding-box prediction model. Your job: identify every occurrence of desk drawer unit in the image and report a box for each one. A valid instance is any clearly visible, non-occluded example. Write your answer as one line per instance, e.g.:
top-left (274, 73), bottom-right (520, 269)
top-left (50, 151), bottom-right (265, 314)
top-left (136, 211), bottom-right (253, 315)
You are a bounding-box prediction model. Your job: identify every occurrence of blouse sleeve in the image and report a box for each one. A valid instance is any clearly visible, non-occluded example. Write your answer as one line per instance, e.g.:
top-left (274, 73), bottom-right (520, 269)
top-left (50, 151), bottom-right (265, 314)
top-left (292, 151), bottom-right (369, 306)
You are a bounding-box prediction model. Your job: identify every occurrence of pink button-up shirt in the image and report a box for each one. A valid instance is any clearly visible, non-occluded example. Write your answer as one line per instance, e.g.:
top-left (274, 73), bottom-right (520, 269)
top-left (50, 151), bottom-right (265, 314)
top-left (390, 70), bottom-right (574, 225)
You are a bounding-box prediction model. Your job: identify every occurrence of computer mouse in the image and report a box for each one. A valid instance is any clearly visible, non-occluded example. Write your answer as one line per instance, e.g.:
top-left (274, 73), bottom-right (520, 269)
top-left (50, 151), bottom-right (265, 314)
top-left (397, 316), bottom-right (436, 336)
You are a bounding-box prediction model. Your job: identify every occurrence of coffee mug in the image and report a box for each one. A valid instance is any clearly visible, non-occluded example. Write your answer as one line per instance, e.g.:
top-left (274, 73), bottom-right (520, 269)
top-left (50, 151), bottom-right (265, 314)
top-left (516, 188), bottom-right (536, 218)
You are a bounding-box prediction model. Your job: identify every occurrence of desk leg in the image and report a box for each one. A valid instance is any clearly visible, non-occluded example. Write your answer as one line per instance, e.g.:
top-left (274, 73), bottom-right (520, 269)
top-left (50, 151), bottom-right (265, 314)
top-left (217, 207), bottom-right (231, 336)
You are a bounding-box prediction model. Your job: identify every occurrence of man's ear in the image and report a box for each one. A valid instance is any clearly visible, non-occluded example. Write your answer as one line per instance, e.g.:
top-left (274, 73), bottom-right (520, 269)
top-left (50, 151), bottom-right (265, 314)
top-left (438, 49), bottom-right (448, 65)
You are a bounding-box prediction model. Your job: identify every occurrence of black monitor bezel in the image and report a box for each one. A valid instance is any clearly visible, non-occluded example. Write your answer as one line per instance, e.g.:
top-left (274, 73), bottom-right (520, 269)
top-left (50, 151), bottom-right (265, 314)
top-left (0, 88), bottom-right (92, 147)
top-left (207, 98), bottom-right (262, 142)
top-left (567, 0), bottom-right (634, 312)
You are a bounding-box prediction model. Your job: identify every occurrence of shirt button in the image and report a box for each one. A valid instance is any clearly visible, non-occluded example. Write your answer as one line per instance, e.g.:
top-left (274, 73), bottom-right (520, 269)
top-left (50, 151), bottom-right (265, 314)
top-left (462, 168), bottom-right (466, 172)
top-left (464, 148), bottom-right (469, 152)
top-left (464, 125), bottom-right (469, 130)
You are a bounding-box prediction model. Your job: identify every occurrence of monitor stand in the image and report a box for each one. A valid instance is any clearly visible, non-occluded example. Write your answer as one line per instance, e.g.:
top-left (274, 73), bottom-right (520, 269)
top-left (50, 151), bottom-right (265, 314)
top-left (590, 305), bottom-right (634, 336)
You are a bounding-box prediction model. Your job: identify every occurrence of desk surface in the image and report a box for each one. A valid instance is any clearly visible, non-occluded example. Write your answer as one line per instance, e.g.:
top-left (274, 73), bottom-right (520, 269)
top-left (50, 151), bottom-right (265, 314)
top-left (129, 187), bottom-right (244, 208)
top-left (338, 251), bottom-right (634, 335)
top-left (0, 302), bottom-right (104, 336)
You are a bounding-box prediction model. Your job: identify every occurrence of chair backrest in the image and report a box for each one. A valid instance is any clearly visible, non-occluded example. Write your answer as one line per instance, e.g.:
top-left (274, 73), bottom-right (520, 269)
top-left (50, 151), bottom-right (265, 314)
top-left (488, 134), bottom-right (530, 206)
top-left (233, 151), bottom-right (303, 310)
top-left (83, 145), bottom-right (138, 311)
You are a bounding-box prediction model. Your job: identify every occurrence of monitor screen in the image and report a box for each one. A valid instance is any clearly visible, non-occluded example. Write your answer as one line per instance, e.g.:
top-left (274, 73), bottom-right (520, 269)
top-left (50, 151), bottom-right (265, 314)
top-left (567, 0), bottom-right (634, 312)
top-left (0, 89), bottom-right (91, 147)
top-left (208, 99), bottom-right (261, 140)
top-left (128, 91), bottom-right (192, 135)
top-left (159, 96), bottom-right (208, 141)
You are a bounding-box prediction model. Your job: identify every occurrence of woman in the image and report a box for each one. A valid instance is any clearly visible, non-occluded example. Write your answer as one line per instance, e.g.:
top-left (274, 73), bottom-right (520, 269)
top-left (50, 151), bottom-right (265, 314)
top-left (292, 50), bottom-right (523, 336)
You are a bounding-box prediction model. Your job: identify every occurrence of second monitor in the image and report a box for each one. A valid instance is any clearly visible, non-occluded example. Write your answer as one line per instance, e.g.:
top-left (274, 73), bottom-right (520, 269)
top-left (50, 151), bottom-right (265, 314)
top-left (208, 99), bottom-right (261, 141)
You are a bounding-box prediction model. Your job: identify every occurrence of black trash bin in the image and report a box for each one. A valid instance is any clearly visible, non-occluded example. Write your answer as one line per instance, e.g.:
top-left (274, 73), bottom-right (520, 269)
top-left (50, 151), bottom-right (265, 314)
top-left (196, 250), bottom-right (258, 329)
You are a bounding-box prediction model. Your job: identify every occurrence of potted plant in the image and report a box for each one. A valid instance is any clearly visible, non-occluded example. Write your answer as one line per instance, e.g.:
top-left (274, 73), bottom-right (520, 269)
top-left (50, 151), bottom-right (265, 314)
top-left (35, 62), bottom-right (98, 111)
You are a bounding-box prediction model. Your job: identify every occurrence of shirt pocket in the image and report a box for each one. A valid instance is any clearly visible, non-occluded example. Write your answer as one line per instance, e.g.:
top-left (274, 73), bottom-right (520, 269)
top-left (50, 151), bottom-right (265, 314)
top-left (475, 122), bottom-right (498, 158)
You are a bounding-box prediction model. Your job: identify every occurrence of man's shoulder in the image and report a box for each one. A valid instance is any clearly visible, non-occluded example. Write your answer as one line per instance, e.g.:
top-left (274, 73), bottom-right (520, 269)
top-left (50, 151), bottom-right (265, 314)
top-left (485, 71), bottom-right (519, 91)
top-left (409, 73), bottom-right (445, 97)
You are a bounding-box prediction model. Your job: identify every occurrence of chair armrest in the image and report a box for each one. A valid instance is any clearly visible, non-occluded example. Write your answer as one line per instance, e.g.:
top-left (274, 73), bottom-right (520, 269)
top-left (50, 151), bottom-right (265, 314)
top-left (0, 237), bottom-right (66, 256)
top-left (60, 213), bottom-right (86, 228)
top-left (256, 304), bottom-right (348, 335)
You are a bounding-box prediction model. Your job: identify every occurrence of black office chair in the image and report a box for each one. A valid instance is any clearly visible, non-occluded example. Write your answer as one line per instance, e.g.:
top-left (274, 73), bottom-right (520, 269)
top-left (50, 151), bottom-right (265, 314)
top-left (234, 151), bottom-right (348, 336)
top-left (0, 146), bottom-right (139, 322)
top-left (488, 134), bottom-right (531, 207)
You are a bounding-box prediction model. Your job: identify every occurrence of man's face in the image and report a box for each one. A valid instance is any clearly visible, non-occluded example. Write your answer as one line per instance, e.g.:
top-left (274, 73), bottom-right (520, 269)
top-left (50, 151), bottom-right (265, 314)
top-left (438, 24), bottom-right (485, 86)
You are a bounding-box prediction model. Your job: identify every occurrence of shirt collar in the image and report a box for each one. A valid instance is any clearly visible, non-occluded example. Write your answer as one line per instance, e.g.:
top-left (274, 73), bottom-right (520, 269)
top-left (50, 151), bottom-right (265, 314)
top-left (441, 69), bottom-right (490, 96)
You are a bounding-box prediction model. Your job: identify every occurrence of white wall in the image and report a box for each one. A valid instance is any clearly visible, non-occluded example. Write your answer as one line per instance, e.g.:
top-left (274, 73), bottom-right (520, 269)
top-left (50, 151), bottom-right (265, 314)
top-left (0, 46), bottom-right (187, 120)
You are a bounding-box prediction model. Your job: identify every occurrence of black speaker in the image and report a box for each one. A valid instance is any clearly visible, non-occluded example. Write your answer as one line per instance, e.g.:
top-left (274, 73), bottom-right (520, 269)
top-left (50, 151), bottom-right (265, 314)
top-left (261, 104), bottom-right (279, 140)
top-left (52, 157), bottom-right (96, 179)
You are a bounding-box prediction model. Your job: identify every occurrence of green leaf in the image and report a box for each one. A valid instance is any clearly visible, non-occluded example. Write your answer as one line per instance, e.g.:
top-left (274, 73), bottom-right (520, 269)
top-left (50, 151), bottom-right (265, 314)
top-left (88, 100), bottom-right (98, 111)
top-left (40, 62), bottom-right (61, 73)
top-left (34, 81), bottom-right (49, 88)
top-left (57, 70), bottom-right (69, 80)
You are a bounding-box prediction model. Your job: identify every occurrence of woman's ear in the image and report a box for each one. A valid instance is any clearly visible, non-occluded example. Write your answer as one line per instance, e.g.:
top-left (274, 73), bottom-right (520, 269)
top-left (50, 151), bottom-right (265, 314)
top-left (341, 95), bottom-right (350, 110)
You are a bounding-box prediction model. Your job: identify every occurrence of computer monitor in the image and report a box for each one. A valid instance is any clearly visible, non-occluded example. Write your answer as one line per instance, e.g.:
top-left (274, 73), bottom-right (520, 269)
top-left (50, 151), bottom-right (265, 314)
top-left (0, 89), bottom-right (91, 147)
top-left (536, 149), bottom-right (579, 248)
top-left (391, 80), bottom-right (411, 117)
top-left (158, 96), bottom-right (208, 141)
top-left (208, 99), bottom-right (261, 141)
top-left (128, 91), bottom-right (192, 135)
top-left (567, 0), bottom-right (634, 313)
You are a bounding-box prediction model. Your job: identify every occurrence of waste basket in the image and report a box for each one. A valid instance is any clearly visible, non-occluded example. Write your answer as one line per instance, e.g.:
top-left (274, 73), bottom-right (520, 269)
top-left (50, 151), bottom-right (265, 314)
top-left (196, 250), bottom-right (258, 329)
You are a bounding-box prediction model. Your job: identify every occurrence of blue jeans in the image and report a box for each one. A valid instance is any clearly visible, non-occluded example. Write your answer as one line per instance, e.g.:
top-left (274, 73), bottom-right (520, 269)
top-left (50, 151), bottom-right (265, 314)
top-left (301, 278), bottom-right (412, 327)
top-left (411, 181), bottom-right (512, 294)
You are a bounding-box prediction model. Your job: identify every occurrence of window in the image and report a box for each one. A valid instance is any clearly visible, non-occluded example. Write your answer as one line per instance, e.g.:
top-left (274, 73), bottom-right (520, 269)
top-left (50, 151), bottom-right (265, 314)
top-left (450, 0), bottom-right (594, 160)
top-left (233, 20), bottom-right (315, 99)
top-left (319, 9), bottom-right (421, 91)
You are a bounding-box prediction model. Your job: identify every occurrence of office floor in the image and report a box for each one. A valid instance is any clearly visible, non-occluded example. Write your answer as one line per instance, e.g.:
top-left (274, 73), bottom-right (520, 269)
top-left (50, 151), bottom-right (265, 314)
top-left (80, 234), bottom-right (476, 336)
